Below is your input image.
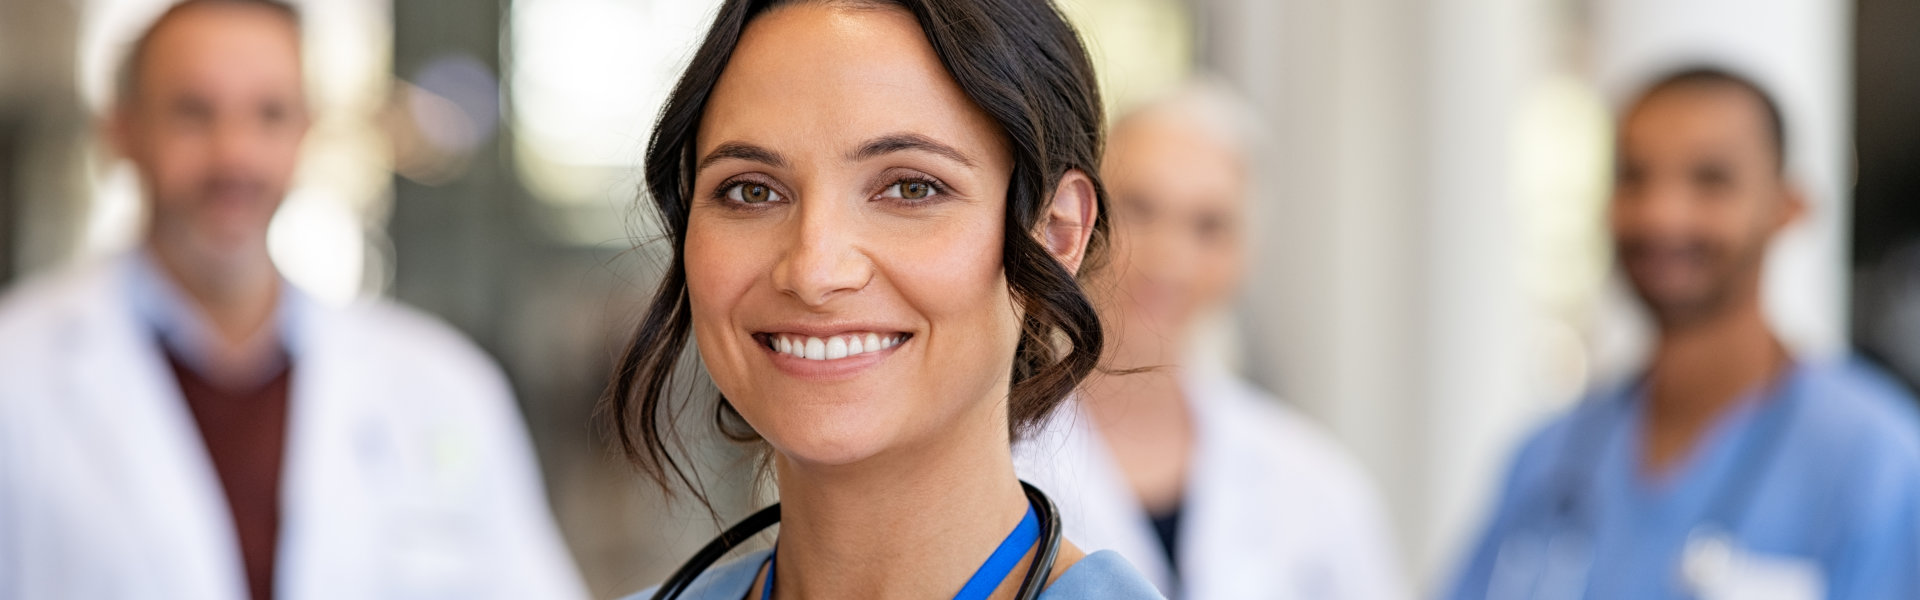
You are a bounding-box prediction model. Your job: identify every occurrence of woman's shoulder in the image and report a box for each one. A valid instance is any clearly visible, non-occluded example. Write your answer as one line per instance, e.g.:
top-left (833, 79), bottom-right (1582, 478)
top-left (627, 548), bottom-right (1160, 600)
top-left (1185, 371), bottom-right (1336, 454)
top-left (1039, 549), bottom-right (1165, 599)
top-left (624, 549), bottom-right (769, 600)
top-left (630, 548), bottom-right (1158, 600)
top-left (1188, 373), bottom-right (1377, 494)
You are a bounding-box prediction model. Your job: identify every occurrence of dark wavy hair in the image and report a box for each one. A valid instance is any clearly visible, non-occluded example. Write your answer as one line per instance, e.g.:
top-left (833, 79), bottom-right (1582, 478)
top-left (601, 0), bottom-right (1111, 503)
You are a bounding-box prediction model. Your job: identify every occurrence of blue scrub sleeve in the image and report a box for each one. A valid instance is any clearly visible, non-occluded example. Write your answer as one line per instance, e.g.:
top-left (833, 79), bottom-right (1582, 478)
top-left (1443, 419), bottom-right (1572, 600)
top-left (1824, 454), bottom-right (1920, 599)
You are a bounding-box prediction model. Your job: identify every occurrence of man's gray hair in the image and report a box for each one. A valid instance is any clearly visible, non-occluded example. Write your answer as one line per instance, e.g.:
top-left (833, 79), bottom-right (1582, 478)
top-left (1112, 74), bottom-right (1271, 166)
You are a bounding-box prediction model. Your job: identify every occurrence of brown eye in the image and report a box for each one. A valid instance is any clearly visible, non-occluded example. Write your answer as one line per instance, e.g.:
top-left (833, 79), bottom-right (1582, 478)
top-left (881, 180), bottom-right (939, 202)
top-left (726, 182), bottom-right (781, 204)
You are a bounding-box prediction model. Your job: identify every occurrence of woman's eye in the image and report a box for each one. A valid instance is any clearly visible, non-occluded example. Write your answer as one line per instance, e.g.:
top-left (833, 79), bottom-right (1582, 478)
top-left (881, 180), bottom-right (937, 201)
top-left (726, 182), bottom-right (781, 204)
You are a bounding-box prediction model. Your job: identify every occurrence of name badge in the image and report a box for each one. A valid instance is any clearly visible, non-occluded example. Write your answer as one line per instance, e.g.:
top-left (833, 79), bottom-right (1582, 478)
top-left (1681, 531), bottom-right (1824, 600)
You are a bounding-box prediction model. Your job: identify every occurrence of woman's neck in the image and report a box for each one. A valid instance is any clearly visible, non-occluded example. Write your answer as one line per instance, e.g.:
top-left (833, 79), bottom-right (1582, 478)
top-left (765, 407), bottom-right (1038, 599)
top-left (1079, 357), bottom-right (1195, 514)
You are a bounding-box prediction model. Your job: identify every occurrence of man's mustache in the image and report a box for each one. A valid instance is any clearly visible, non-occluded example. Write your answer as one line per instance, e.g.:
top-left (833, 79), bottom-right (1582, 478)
top-left (1617, 237), bottom-right (1716, 264)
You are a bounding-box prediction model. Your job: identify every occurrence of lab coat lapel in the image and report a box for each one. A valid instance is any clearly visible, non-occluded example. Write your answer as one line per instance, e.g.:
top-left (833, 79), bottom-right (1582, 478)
top-left (1060, 404), bottom-right (1178, 592)
top-left (1177, 374), bottom-right (1260, 600)
top-left (69, 264), bottom-right (248, 600)
top-left (276, 300), bottom-right (381, 600)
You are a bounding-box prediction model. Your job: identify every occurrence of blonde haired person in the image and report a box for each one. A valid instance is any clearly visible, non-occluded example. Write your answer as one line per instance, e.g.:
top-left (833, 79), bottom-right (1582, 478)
top-left (1014, 80), bottom-right (1406, 600)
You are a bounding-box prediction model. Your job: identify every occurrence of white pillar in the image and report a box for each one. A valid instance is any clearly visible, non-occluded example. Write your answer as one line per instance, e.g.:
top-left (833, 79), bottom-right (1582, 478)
top-left (1196, 0), bottom-right (1541, 588)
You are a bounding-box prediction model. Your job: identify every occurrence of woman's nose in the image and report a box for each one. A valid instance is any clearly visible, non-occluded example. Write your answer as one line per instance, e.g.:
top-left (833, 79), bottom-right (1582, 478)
top-left (770, 199), bottom-right (874, 307)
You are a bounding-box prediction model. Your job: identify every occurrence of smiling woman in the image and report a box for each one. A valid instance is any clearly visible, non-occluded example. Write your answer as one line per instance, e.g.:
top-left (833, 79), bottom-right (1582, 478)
top-left (602, 0), bottom-right (1163, 599)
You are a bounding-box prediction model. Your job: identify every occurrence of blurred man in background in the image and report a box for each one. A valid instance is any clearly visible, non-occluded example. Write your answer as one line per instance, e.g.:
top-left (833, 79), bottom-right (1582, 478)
top-left (1015, 80), bottom-right (1405, 600)
top-left (0, 2), bottom-right (585, 598)
top-left (1449, 68), bottom-right (1920, 599)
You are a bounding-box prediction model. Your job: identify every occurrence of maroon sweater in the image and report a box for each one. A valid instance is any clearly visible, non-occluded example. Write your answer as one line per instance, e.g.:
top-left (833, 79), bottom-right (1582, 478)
top-left (166, 349), bottom-right (291, 600)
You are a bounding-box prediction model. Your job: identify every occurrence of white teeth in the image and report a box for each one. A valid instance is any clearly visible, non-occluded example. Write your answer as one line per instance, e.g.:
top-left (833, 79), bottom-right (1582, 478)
top-left (770, 333), bottom-right (906, 361)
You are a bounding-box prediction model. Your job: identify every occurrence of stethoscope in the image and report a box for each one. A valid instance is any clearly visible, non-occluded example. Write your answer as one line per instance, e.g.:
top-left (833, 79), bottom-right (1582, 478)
top-left (649, 480), bottom-right (1064, 600)
top-left (1502, 368), bottom-right (1805, 598)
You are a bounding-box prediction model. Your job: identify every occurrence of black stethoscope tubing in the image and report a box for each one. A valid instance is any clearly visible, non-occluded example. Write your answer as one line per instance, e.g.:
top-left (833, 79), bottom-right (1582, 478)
top-left (650, 480), bottom-right (1064, 600)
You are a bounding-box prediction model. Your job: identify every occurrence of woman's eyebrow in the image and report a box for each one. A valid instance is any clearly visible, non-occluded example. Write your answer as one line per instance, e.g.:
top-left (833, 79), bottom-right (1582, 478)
top-left (849, 133), bottom-right (977, 168)
top-left (697, 142), bottom-right (789, 174)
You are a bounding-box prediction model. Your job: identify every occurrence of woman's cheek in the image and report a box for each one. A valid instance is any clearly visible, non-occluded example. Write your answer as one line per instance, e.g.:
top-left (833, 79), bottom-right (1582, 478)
top-left (683, 218), bottom-right (760, 390)
top-left (684, 223), bottom-right (723, 326)
top-left (685, 215), bottom-right (766, 303)
top-left (899, 210), bottom-right (997, 286)
top-left (891, 216), bottom-right (1017, 355)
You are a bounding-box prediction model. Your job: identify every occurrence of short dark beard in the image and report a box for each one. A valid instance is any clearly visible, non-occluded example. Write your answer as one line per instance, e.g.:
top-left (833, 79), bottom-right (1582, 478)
top-left (1628, 231), bottom-right (1771, 331)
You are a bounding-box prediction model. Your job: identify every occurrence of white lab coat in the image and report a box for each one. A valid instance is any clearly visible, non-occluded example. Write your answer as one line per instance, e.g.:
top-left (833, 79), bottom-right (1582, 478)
top-left (1015, 371), bottom-right (1406, 600)
top-left (0, 256), bottom-right (588, 600)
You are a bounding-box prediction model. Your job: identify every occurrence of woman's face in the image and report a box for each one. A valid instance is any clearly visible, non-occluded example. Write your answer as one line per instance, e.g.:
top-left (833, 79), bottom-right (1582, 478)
top-left (1098, 111), bottom-right (1247, 367)
top-left (686, 3), bottom-right (1021, 467)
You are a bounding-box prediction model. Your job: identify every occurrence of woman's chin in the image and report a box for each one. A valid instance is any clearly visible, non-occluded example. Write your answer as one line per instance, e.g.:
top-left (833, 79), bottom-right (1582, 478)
top-left (773, 442), bottom-right (888, 470)
top-left (764, 422), bottom-right (906, 470)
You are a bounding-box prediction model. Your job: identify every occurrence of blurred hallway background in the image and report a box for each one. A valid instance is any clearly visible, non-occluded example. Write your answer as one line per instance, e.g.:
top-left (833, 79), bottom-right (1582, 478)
top-left (2, 0), bottom-right (1915, 596)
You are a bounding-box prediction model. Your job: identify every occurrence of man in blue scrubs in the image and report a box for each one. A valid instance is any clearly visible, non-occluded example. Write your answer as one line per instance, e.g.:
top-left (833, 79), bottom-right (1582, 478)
top-left (1448, 68), bottom-right (1920, 599)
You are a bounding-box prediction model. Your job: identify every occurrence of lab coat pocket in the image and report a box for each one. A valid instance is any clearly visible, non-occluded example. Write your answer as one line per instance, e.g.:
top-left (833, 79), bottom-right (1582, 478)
top-left (366, 421), bottom-right (490, 599)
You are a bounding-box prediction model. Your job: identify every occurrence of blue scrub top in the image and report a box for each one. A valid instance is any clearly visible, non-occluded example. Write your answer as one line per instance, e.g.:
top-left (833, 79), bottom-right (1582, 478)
top-left (1447, 357), bottom-right (1920, 600)
top-left (628, 548), bottom-right (1163, 600)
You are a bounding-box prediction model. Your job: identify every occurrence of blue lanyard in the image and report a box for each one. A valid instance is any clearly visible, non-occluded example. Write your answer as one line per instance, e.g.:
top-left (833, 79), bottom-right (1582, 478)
top-left (759, 504), bottom-right (1042, 600)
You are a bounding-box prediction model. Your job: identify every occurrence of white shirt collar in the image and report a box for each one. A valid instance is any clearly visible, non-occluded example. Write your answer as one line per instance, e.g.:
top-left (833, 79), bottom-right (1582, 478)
top-left (122, 250), bottom-right (308, 388)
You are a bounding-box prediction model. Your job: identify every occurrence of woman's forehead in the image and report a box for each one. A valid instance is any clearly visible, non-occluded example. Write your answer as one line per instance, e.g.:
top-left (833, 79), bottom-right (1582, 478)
top-left (695, 3), bottom-right (1008, 171)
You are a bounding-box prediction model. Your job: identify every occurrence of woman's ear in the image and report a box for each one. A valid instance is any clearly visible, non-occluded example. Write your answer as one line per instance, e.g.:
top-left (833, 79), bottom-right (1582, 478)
top-left (1038, 169), bottom-right (1099, 275)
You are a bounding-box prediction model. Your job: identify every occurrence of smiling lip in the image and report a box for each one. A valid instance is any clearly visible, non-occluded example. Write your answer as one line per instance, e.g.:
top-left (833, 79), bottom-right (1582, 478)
top-left (753, 330), bottom-right (912, 380)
